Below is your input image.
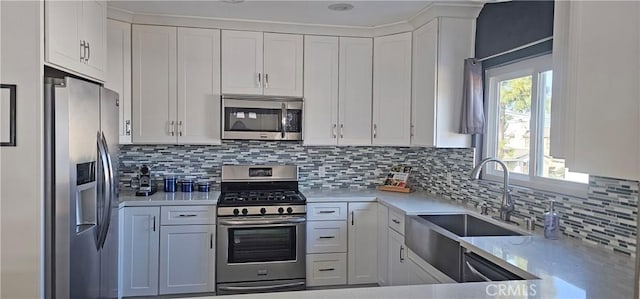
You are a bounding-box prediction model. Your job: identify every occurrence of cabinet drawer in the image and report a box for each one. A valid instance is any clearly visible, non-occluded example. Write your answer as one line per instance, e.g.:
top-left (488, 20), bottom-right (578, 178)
top-left (307, 202), bottom-right (348, 221)
top-left (307, 221), bottom-right (347, 254)
top-left (306, 253), bottom-right (347, 287)
top-left (160, 206), bottom-right (216, 225)
top-left (388, 209), bottom-right (405, 235)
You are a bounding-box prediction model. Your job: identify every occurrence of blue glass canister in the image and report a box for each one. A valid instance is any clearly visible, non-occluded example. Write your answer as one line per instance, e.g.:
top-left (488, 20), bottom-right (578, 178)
top-left (163, 176), bottom-right (177, 193)
top-left (181, 179), bottom-right (194, 193)
top-left (197, 181), bottom-right (211, 192)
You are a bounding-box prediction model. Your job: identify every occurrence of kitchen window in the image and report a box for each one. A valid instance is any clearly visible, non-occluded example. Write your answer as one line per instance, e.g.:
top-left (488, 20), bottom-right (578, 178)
top-left (484, 54), bottom-right (588, 196)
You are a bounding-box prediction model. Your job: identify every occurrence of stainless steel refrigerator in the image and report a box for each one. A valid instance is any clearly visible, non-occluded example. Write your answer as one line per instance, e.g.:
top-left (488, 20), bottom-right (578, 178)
top-left (44, 77), bottom-right (120, 299)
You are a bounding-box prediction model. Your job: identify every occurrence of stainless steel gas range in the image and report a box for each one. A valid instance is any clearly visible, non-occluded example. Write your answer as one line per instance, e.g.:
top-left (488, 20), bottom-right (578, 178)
top-left (216, 165), bottom-right (307, 295)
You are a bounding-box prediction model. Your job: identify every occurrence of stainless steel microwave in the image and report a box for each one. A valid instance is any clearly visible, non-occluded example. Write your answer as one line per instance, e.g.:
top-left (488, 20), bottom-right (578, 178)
top-left (222, 95), bottom-right (303, 141)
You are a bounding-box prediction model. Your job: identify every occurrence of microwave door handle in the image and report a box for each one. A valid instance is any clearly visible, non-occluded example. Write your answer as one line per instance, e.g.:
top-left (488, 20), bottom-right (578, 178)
top-left (281, 102), bottom-right (286, 138)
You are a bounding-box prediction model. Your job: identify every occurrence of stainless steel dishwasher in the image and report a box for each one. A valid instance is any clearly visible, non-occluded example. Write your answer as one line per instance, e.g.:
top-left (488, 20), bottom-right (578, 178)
top-left (462, 252), bottom-right (523, 282)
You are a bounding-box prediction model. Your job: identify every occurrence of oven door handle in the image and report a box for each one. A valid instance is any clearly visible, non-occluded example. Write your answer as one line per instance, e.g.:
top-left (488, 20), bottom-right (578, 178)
top-left (218, 281), bottom-right (305, 292)
top-left (218, 217), bottom-right (306, 226)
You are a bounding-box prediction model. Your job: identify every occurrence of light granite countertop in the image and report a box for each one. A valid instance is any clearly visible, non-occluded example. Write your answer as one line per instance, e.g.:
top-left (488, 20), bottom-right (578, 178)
top-left (119, 188), bottom-right (635, 298)
top-left (118, 190), bottom-right (219, 207)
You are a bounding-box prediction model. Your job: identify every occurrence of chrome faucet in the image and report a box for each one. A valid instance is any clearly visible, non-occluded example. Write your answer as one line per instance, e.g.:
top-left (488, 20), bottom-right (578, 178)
top-left (470, 158), bottom-right (514, 222)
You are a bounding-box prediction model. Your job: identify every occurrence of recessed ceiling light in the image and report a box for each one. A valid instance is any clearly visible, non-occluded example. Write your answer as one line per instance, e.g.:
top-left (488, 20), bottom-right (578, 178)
top-left (328, 3), bottom-right (354, 12)
top-left (221, 0), bottom-right (244, 4)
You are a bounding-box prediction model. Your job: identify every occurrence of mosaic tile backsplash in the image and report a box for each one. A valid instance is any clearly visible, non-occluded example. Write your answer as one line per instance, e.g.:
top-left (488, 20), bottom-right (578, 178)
top-left (119, 141), bottom-right (638, 257)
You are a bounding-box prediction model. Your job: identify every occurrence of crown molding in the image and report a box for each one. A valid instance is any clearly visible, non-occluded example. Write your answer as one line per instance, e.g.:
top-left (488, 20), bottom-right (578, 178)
top-left (107, 6), bottom-right (134, 23)
top-left (107, 1), bottom-right (485, 37)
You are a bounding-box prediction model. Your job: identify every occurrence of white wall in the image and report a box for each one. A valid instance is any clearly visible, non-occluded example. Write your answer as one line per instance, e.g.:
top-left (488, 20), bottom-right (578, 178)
top-left (0, 1), bottom-right (44, 298)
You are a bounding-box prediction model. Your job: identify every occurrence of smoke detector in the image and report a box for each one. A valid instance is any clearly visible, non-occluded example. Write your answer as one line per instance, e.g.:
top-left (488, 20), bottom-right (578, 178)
top-left (328, 3), bottom-right (354, 11)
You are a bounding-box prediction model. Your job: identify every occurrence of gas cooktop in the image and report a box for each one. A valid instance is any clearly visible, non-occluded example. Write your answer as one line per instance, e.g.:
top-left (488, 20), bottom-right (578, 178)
top-left (217, 165), bottom-right (307, 217)
top-left (218, 190), bottom-right (306, 206)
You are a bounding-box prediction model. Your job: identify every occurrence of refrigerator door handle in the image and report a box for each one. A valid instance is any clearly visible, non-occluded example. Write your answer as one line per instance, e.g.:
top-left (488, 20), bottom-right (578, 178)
top-left (98, 132), bottom-right (115, 249)
top-left (96, 132), bottom-right (109, 248)
top-left (96, 133), bottom-right (113, 249)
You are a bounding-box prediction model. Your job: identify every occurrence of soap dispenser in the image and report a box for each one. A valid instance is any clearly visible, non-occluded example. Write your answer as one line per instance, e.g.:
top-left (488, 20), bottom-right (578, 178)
top-left (544, 200), bottom-right (560, 239)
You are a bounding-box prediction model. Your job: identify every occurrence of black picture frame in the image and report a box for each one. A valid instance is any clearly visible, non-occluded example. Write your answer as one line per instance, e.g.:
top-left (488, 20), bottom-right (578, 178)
top-left (0, 84), bottom-right (16, 146)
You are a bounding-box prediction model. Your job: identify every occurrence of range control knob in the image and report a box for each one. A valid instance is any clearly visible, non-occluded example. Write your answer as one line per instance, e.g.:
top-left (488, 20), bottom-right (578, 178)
top-left (260, 208), bottom-right (267, 215)
top-left (233, 209), bottom-right (239, 216)
top-left (241, 208), bottom-right (248, 215)
top-left (287, 207), bottom-right (293, 214)
top-left (278, 207), bottom-right (285, 214)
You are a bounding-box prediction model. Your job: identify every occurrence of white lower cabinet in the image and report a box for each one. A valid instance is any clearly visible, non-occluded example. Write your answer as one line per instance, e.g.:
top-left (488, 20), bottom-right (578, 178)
top-left (159, 225), bottom-right (215, 294)
top-left (306, 253), bottom-right (348, 287)
top-left (120, 207), bottom-right (160, 297)
top-left (307, 220), bottom-right (348, 254)
top-left (377, 203), bottom-right (389, 286)
top-left (305, 202), bottom-right (377, 287)
top-left (347, 202), bottom-right (378, 284)
top-left (120, 205), bottom-right (216, 297)
top-left (387, 228), bottom-right (409, 286)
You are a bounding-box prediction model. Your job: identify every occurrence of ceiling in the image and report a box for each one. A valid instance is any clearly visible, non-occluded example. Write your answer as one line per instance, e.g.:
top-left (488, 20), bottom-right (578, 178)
top-left (107, 1), bottom-right (434, 27)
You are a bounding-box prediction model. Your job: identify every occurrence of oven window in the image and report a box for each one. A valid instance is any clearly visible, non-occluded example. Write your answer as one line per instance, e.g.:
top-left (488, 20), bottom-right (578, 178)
top-left (228, 227), bottom-right (296, 263)
top-left (224, 107), bottom-right (281, 132)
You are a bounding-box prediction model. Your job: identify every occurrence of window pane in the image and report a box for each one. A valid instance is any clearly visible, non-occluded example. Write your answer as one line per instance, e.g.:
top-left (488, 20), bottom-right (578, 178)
top-left (539, 70), bottom-right (589, 183)
top-left (496, 75), bottom-right (532, 175)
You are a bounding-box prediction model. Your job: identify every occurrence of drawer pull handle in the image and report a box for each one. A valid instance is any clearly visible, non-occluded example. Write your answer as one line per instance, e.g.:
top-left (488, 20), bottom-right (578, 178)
top-left (318, 210), bottom-right (336, 214)
top-left (392, 219), bottom-right (401, 224)
top-left (318, 268), bottom-right (335, 272)
top-left (178, 214), bottom-right (197, 217)
top-left (319, 236), bottom-right (335, 239)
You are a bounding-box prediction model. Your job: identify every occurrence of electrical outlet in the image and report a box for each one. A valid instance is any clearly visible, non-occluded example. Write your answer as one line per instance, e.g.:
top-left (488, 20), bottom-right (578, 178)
top-left (446, 173), bottom-right (452, 185)
top-left (318, 166), bottom-right (326, 177)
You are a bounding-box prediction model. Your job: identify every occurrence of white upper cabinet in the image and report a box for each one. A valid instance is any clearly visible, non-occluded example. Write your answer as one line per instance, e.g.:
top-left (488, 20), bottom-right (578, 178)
top-left (338, 37), bottom-right (374, 146)
top-left (105, 19), bottom-right (132, 145)
top-left (81, 0), bottom-right (107, 78)
top-left (552, 1), bottom-right (640, 180)
top-left (263, 33), bottom-right (304, 97)
top-left (373, 32), bottom-right (412, 146)
top-left (304, 36), bottom-right (340, 145)
top-left (177, 27), bottom-right (222, 145)
top-left (132, 25), bottom-right (221, 145)
top-left (221, 30), bottom-right (264, 95)
top-left (222, 30), bottom-right (303, 97)
top-left (132, 25), bottom-right (177, 144)
top-left (45, 0), bottom-right (106, 81)
top-left (304, 36), bottom-right (373, 146)
top-left (411, 18), bottom-right (473, 148)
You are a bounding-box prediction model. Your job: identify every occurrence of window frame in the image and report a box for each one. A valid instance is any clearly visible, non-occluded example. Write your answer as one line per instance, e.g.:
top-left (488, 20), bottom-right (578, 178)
top-left (483, 54), bottom-right (588, 198)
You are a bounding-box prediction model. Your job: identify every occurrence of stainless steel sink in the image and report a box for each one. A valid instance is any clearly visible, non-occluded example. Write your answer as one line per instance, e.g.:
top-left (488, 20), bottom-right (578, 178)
top-left (406, 213), bottom-right (523, 282)
top-left (419, 214), bottom-right (522, 237)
